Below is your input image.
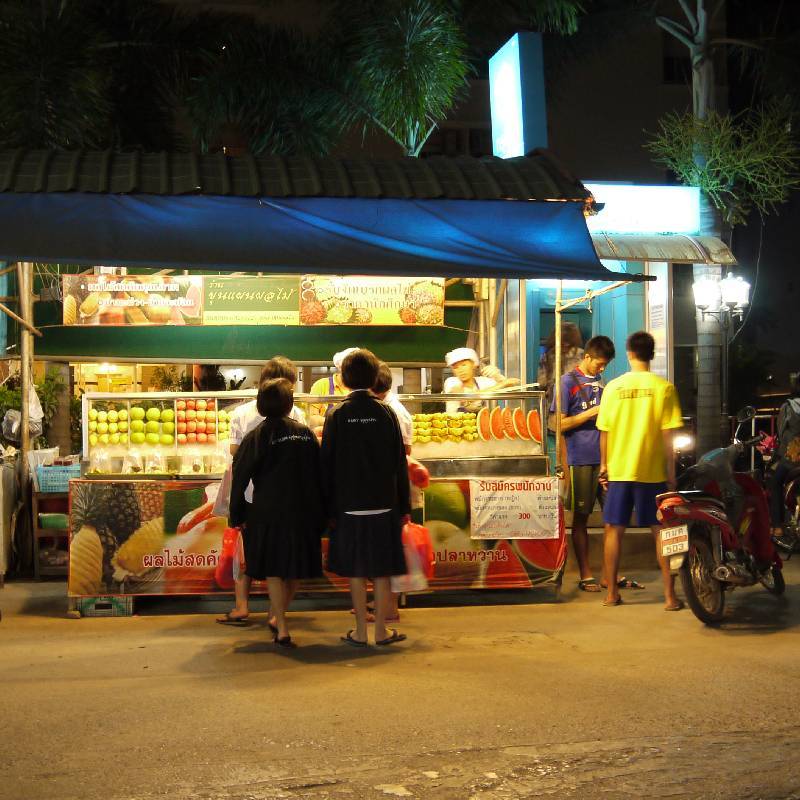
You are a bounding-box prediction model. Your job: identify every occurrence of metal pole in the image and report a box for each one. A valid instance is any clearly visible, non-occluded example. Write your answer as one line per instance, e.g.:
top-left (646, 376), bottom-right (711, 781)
top-left (17, 262), bottom-right (33, 495)
top-left (554, 281), bottom-right (563, 477)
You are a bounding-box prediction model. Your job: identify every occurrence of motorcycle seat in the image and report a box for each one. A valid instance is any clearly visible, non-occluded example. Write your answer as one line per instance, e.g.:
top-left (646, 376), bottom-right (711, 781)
top-left (785, 466), bottom-right (800, 482)
top-left (676, 490), bottom-right (726, 509)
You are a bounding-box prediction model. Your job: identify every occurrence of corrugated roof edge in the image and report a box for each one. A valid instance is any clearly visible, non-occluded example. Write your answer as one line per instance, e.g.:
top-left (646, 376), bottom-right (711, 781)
top-left (0, 148), bottom-right (595, 204)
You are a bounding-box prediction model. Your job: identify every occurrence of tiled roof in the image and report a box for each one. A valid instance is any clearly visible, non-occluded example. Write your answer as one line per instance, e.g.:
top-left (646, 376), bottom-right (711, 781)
top-left (0, 149), bottom-right (592, 202)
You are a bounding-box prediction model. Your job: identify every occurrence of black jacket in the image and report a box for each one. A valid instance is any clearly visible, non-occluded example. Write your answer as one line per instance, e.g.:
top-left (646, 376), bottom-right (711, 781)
top-left (230, 416), bottom-right (326, 532)
top-left (320, 390), bottom-right (411, 517)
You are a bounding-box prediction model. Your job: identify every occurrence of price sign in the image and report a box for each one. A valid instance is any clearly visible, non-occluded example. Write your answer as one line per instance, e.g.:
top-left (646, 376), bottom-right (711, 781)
top-left (470, 477), bottom-right (559, 540)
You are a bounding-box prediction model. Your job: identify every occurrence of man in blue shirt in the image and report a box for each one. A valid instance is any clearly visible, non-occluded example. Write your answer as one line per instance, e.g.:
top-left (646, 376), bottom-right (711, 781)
top-left (551, 336), bottom-right (615, 592)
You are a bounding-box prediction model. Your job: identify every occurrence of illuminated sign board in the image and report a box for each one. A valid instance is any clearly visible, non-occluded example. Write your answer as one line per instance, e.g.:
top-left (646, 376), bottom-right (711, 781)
top-left (585, 182), bottom-right (701, 235)
top-left (489, 33), bottom-right (547, 159)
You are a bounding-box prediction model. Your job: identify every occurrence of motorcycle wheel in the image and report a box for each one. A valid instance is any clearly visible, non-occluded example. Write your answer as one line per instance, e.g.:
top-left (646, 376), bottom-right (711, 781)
top-left (759, 565), bottom-right (786, 596)
top-left (680, 536), bottom-right (725, 625)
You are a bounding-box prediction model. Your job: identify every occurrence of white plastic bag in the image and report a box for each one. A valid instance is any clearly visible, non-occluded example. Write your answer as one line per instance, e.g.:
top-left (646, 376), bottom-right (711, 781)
top-left (212, 464), bottom-right (232, 519)
top-left (391, 536), bottom-right (429, 594)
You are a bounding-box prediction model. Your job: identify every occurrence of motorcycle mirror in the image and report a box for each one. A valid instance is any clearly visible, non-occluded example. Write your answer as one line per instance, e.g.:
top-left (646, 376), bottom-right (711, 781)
top-left (736, 406), bottom-right (756, 424)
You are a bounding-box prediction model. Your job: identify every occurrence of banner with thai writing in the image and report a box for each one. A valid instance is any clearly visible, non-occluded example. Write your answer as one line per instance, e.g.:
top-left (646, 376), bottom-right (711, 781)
top-left (62, 274), bottom-right (445, 327)
top-left (469, 476), bottom-right (560, 540)
top-left (62, 275), bottom-right (203, 326)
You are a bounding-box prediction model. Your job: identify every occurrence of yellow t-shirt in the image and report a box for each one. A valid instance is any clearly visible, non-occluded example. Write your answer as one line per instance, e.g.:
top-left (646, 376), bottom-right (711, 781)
top-left (596, 371), bottom-right (683, 483)
top-left (309, 374), bottom-right (347, 420)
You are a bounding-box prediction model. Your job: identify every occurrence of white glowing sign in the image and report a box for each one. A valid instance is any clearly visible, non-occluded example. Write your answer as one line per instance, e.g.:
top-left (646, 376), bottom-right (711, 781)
top-left (585, 183), bottom-right (701, 235)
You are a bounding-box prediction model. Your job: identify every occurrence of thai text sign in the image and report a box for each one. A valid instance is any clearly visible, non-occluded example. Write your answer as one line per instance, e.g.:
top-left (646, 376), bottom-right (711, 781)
top-left (62, 274), bottom-right (444, 327)
top-left (470, 476), bottom-right (559, 540)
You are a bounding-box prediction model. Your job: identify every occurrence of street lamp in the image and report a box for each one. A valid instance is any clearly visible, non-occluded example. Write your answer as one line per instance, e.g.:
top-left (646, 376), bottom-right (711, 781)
top-left (692, 270), bottom-right (751, 421)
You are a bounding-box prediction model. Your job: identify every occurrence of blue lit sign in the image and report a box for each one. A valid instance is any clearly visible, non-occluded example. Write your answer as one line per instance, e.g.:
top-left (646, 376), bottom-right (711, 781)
top-left (585, 182), bottom-right (701, 235)
top-left (489, 33), bottom-right (547, 159)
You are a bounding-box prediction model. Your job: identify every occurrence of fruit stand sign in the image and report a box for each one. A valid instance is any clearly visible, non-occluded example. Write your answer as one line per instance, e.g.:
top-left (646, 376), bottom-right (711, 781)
top-left (469, 477), bottom-right (559, 540)
top-left (62, 275), bottom-right (203, 326)
top-left (202, 276), bottom-right (300, 325)
top-left (300, 276), bottom-right (445, 326)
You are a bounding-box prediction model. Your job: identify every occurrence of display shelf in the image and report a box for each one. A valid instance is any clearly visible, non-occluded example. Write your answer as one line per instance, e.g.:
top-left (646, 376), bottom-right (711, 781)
top-left (32, 491), bottom-right (69, 580)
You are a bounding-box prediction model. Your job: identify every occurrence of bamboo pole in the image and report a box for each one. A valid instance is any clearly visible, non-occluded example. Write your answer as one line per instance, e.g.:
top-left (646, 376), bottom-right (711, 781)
top-left (490, 278), bottom-right (508, 328)
top-left (17, 262), bottom-right (33, 499)
top-left (554, 280), bottom-right (563, 478)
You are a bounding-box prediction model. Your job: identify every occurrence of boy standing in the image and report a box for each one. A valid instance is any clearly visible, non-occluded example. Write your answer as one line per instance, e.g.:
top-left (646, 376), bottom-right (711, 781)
top-left (551, 336), bottom-right (616, 592)
top-left (596, 331), bottom-right (684, 610)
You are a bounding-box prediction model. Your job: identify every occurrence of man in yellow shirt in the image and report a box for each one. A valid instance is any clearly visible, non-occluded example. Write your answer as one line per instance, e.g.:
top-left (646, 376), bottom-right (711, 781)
top-left (596, 331), bottom-right (684, 610)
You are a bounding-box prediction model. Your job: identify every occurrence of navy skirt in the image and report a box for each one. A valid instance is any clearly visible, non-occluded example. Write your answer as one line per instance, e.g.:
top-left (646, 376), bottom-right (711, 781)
top-left (242, 519), bottom-right (323, 581)
top-left (327, 511), bottom-right (407, 578)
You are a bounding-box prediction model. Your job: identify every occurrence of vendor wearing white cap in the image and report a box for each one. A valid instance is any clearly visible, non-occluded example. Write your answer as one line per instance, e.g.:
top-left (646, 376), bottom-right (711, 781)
top-left (443, 347), bottom-right (518, 414)
top-left (309, 347), bottom-right (359, 428)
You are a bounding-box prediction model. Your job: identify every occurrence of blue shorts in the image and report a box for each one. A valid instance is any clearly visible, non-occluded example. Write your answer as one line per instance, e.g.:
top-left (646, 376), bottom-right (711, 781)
top-left (603, 481), bottom-right (667, 527)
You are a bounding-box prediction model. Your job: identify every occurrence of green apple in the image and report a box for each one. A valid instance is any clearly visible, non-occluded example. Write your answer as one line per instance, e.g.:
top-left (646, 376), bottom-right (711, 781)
top-left (88, 408), bottom-right (98, 421)
top-left (88, 420), bottom-right (97, 432)
top-left (99, 433), bottom-right (110, 445)
top-left (107, 410), bottom-right (118, 423)
top-left (161, 421), bottom-right (175, 435)
top-left (120, 434), bottom-right (128, 444)
top-left (145, 420), bottom-right (160, 434)
top-left (110, 433), bottom-right (121, 445)
top-left (118, 420), bottom-right (128, 432)
top-left (145, 432), bottom-right (160, 446)
top-left (160, 433), bottom-right (174, 446)
top-left (145, 407), bottom-right (161, 422)
top-left (118, 409), bottom-right (128, 421)
top-left (97, 410), bottom-right (108, 423)
top-left (130, 406), bottom-right (145, 421)
top-left (130, 432), bottom-right (145, 445)
top-left (130, 419), bottom-right (145, 433)
top-left (161, 408), bottom-right (175, 423)
top-left (108, 422), bottom-right (118, 434)
top-left (97, 422), bottom-right (109, 435)
top-left (89, 433), bottom-right (98, 446)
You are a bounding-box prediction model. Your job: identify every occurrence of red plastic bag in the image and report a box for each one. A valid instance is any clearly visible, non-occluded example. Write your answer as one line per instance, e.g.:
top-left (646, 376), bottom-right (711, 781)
top-left (391, 522), bottom-right (434, 592)
top-left (215, 527), bottom-right (244, 590)
top-left (407, 457), bottom-right (430, 489)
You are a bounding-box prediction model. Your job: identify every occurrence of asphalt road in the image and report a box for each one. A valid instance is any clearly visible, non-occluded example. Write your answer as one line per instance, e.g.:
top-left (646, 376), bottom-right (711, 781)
top-left (2, 564), bottom-right (800, 800)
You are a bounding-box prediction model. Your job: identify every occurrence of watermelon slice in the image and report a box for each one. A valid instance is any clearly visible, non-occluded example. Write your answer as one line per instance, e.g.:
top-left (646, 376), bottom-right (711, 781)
top-left (489, 407), bottom-right (505, 440)
top-left (476, 407), bottom-right (492, 441)
top-left (480, 542), bottom-right (533, 589)
top-left (501, 408), bottom-right (517, 439)
top-left (512, 408), bottom-right (532, 440)
top-left (527, 410), bottom-right (542, 443)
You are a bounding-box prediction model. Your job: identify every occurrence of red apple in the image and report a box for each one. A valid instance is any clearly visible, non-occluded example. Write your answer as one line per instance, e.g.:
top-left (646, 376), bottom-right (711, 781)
top-left (177, 410), bottom-right (186, 422)
top-left (186, 421), bottom-right (197, 433)
top-left (206, 423), bottom-right (216, 433)
top-left (196, 420), bottom-right (206, 433)
top-left (177, 422), bottom-right (187, 434)
top-left (197, 433), bottom-right (208, 444)
top-left (207, 434), bottom-right (217, 444)
top-left (176, 400), bottom-right (186, 411)
top-left (205, 410), bottom-right (216, 422)
top-left (177, 434), bottom-right (187, 445)
top-left (197, 399), bottom-right (208, 411)
top-left (187, 433), bottom-right (197, 444)
top-left (206, 400), bottom-right (215, 410)
top-left (186, 399), bottom-right (196, 411)
top-left (187, 409), bottom-right (197, 421)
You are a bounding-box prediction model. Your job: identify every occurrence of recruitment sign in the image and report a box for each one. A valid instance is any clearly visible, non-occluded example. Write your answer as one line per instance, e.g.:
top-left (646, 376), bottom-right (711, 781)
top-left (62, 274), bottom-right (445, 327)
top-left (469, 477), bottom-right (559, 540)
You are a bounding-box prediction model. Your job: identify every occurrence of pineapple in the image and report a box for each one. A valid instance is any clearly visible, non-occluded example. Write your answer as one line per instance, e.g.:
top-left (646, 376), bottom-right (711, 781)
top-left (68, 526), bottom-right (103, 596)
top-left (135, 484), bottom-right (163, 523)
top-left (113, 517), bottom-right (165, 577)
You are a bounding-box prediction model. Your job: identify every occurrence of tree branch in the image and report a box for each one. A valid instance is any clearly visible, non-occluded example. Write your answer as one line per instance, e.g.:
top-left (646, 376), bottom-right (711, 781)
top-left (709, 37), bottom-right (766, 51)
top-left (656, 16), bottom-right (694, 50)
top-left (677, 0), bottom-right (697, 33)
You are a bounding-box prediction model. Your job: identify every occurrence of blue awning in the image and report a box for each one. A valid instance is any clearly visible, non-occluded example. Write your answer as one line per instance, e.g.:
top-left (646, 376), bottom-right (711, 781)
top-left (0, 193), bottom-right (620, 281)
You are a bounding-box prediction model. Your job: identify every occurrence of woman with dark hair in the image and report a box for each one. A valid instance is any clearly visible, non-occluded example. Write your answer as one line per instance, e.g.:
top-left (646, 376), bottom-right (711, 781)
top-left (321, 349), bottom-right (411, 647)
top-left (228, 378), bottom-right (325, 647)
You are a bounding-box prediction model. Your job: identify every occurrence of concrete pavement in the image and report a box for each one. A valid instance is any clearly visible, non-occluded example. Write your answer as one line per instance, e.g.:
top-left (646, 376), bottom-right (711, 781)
top-left (2, 563), bottom-right (800, 800)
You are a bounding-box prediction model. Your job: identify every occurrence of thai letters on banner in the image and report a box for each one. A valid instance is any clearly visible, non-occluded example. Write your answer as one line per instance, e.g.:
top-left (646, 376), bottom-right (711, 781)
top-left (469, 477), bottom-right (560, 540)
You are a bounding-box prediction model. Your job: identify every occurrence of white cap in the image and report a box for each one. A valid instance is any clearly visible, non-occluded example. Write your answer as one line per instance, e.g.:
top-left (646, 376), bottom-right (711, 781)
top-left (333, 347), bottom-right (360, 370)
top-left (445, 347), bottom-right (480, 367)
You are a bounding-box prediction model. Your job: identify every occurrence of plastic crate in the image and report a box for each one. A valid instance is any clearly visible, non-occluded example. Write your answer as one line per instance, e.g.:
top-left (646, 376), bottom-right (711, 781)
top-left (36, 464), bottom-right (81, 493)
top-left (73, 596), bottom-right (134, 617)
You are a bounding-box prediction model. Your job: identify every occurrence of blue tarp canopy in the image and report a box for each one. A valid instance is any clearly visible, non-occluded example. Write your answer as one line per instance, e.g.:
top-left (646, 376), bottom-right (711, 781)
top-left (0, 193), bottom-right (617, 280)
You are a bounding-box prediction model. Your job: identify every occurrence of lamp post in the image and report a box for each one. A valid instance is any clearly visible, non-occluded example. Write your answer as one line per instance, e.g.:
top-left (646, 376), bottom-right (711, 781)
top-left (692, 271), bottom-right (751, 424)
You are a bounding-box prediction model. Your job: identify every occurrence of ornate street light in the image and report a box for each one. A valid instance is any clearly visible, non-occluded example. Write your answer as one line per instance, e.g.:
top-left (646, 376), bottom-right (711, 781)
top-left (692, 270), bottom-right (752, 421)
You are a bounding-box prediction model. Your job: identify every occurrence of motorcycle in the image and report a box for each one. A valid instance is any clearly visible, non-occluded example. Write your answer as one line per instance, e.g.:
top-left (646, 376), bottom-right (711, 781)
top-left (757, 433), bottom-right (800, 555)
top-left (656, 407), bottom-right (785, 625)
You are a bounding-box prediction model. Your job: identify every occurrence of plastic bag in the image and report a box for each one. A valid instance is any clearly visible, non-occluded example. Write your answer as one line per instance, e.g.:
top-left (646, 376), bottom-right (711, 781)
top-left (215, 527), bottom-right (243, 590)
top-left (2, 409), bottom-right (43, 442)
top-left (391, 522), bottom-right (434, 593)
top-left (212, 464), bottom-right (232, 519)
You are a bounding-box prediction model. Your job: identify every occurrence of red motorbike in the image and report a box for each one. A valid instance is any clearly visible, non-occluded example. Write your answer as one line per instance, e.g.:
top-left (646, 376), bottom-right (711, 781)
top-left (656, 407), bottom-right (784, 625)
top-left (758, 433), bottom-right (800, 554)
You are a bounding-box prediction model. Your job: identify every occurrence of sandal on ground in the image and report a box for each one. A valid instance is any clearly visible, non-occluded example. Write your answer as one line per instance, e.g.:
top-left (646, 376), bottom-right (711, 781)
top-left (578, 578), bottom-right (602, 593)
top-left (376, 629), bottom-right (407, 646)
top-left (341, 630), bottom-right (368, 647)
top-left (602, 597), bottom-right (624, 607)
top-left (664, 599), bottom-right (685, 612)
top-left (273, 634), bottom-right (297, 648)
top-left (268, 619), bottom-right (279, 636)
top-left (216, 612), bottom-right (251, 627)
top-left (602, 577), bottom-right (645, 590)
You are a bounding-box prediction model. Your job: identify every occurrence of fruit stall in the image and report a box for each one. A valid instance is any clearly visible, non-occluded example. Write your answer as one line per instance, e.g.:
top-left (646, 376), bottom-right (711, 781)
top-left (68, 388), bottom-right (565, 603)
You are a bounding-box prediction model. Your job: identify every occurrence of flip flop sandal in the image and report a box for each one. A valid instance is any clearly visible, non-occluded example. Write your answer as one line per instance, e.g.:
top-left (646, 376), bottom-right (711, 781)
top-left (618, 577), bottom-right (645, 590)
top-left (664, 600), bottom-right (685, 611)
top-left (268, 620), bottom-right (279, 636)
top-left (602, 597), bottom-right (624, 607)
top-left (341, 630), bottom-right (368, 648)
top-left (578, 578), bottom-right (602, 592)
top-left (274, 634), bottom-right (297, 648)
top-left (216, 612), bottom-right (251, 627)
top-left (376, 629), bottom-right (407, 646)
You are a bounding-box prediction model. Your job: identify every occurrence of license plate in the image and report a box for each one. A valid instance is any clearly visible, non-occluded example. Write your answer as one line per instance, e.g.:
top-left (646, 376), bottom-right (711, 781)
top-left (661, 525), bottom-right (689, 557)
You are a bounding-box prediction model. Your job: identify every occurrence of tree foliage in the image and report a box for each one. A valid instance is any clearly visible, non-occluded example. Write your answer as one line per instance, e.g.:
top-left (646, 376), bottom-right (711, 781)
top-left (645, 106), bottom-right (800, 226)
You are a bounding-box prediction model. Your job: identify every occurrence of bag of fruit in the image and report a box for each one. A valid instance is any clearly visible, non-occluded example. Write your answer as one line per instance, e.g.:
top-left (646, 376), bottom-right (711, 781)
top-left (391, 522), bottom-right (434, 593)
